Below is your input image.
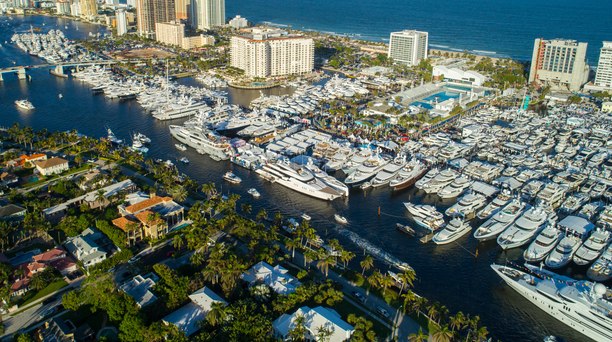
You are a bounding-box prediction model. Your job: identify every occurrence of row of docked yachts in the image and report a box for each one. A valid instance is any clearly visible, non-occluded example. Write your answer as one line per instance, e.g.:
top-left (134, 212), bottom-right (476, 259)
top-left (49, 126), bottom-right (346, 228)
top-left (10, 28), bottom-right (95, 64)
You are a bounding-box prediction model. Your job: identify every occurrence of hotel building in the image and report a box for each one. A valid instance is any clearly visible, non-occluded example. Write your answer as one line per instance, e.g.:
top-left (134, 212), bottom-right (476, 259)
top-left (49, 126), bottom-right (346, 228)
top-left (528, 38), bottom-right (589, 91)
top-left (190, 0), bottom-right (225, 30)
top-left (594, 41), bottom-right (612, 91)
top-left (136, 0), bottom-right (176, 39)
top-left (388, 30), bottom-right (428, 66)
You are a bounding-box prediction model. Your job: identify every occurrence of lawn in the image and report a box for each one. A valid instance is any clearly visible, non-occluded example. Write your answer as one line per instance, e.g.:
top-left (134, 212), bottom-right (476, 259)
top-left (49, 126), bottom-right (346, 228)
top-left (334, 298), bottom-right (391, 339)
top-left (20, 279), bottom-right (69, 306)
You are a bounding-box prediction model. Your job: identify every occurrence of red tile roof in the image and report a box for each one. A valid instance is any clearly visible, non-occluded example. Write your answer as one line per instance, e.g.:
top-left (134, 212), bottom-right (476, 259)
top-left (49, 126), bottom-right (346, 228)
top-left (125, 196), bottom-right (172, 214)
top-left (112, 216), bottom-right (140, 232)
top-left (49, 257), bottom-right (77, 272)
top-left (33, 248), bottom-right (65, 263)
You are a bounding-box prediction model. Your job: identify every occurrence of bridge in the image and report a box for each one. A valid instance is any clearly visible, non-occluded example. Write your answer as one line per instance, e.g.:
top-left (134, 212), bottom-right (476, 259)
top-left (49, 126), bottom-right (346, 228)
top-left (0, 59), bottom-right (142, 82)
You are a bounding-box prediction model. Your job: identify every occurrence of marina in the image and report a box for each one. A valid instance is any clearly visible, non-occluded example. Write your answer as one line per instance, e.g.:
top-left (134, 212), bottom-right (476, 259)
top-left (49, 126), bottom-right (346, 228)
top-left (1, 15), bottom-right (611, 342)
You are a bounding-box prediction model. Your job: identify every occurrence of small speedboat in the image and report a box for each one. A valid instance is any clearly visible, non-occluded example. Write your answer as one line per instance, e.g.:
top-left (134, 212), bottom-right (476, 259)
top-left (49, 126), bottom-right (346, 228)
top-left (15, 99), bottom-right (35, 110)
top-left (334, 214), bottom-right (348, 224)
top-left (301, 213), bottom-right (311, 221)
top-left (396, 223), bottom-right (416, 236)
top-left (175, 143), bottom-right (187, 151)
top-left (360, 182), bottom-right (372, 190)
top-left (179, 157), bottom-right (189, 164)
top-left (247, 188), bottom-right (261, 198)
top-left (223, 171), bottom-right (242, 184)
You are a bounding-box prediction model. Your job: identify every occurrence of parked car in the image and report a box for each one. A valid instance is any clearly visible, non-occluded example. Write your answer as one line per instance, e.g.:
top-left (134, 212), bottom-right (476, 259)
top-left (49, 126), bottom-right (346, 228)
top-left (352, 291), bottom-right (366, 303)
top-left (376, 306), bottom-right (390, 318)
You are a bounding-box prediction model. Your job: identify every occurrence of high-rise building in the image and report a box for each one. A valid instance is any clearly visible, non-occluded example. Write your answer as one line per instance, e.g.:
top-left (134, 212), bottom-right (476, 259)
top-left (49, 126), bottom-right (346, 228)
top-left (388, 30), bottom-right (428, 66)
top-left (155, 21), bottom-right (185, 46)
top-left (70, 0), bottom-right (81, 17)
top-left (136, 0), bottom-right (176, 39)
top-left (528, 38), bottom-right (589, 92)
top-left (56, 0), bottom-right (71, 15)
top-left (594, 41), bottom-right (612, 90)
top-left (229, 15), bottom-right (247, 29)
top-left (79, 0), bottom-right (97, 19)
top-left (116, 9), bottom-right (128, 36)
top-left (190, 0), bottom-right (224, 30)
top-left (174, 0), bottom-right (189, 20)
top-left (230, 28), bottom-right (314, 78)
top-left (155, 20), bottom-right (215, 49)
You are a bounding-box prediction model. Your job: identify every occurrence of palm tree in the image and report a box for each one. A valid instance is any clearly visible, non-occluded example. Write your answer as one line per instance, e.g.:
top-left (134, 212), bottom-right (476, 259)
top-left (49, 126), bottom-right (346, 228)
top-left (95, 190), bottom-right (106, 207)
top-left (256, 209), bottom-right (268, 222)
top-left (408, 328), bottom-right (429, 342)
top-left (206, 301), bottom-right (227, 327)
top-left (379, 273), bottom-right (394, 296)
top-left (427, 304), bottom-right (439, 324)
top-left (287, 314), bottom-right (307, 341)
top-left (339, 249), bottom-right (355, 268)
top-left (316, 251), bottom-right (334, 277)
top-left (240, 203), bottom-right (252, 214)
top-left (449, 311), bottom-right (465, 333)
top-left (360, 255), bottom-right (374, 276)
top-left (475, 326), bottom-right (489, 341)
top-left (285, 237), bottom-right (300, 260)
top-left (173, 235), bottom-right (185, 251)
top-left (431, 325), bottom-right (453, 342)
top-left (397, 268), bottom-right (416, 295)
top-left (401, 290), bottom-right (417, 313)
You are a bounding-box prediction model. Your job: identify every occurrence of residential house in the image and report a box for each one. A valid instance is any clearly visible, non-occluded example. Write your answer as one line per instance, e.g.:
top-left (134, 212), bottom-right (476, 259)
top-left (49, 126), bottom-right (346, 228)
top-left (35, 157), bottom-right (69, 176)
top-left (119, 273), bottom-right (159, 308)
top-left (77, 169), bottom-right (109, 191)
top-left (64, 228), bottom-right (109, 268)
top-left (162, 287), bottom-right (227, 337)
top-left (32, 248), bottom-right (78, 276)
top-left (0, 204), bottom-right (26, 221)
top-left (272, 306), bottom-right (354, 342)
top-left (113, 193), bottom-right (185, 243)
top-left (0, 172), bottom-right (18, 186)
top-left (22, 153), bottom-right (47, 167)
top-left (241, 261), bottom-right (301, 295)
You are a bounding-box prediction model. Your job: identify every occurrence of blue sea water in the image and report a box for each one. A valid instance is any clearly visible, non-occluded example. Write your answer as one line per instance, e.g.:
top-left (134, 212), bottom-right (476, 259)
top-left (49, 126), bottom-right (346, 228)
top-left (227, 0), bottom-right (612, 64)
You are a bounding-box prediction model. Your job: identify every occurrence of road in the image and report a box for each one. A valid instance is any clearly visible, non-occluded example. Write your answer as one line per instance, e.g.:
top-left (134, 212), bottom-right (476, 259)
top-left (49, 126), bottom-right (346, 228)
top-left (2, 278), bottom-right (84, 339)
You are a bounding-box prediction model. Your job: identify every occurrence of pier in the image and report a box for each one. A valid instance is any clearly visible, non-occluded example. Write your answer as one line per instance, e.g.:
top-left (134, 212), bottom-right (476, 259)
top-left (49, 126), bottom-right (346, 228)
top-left (0, 59), bottom-right (143, 82)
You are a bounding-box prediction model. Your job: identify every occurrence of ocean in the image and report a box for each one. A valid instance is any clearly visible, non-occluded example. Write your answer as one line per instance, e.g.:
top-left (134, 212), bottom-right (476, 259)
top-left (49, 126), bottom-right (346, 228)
top-left (0, 13), bottom-right (606, 342)
top-left (227, 0), bottom-right (611, 64)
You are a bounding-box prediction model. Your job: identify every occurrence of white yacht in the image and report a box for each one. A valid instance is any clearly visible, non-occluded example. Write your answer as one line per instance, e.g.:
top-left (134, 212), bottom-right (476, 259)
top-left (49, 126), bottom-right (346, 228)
top-left (587, 244), bottom-right (612, 282)
top-left (175, 143), bottom-right (187, 151)
top-left (371, 157), bottom-right (405, 188)
top-left (476, 188), bottom-right (512, 220)
top-left (496, 205), bottom-right (549, 250)
top-left (438, 176), bottom-right (473, 199)
top-left (247, 188), bottom-right (261, 198)
top-left (223, 171), bottom-right (242, 184)
top-left (15, 99), bottom-right (35, 110)
top-left (444, 192), bottom-right (486, 219)
top-left (536, 183), bottom-right (568, 209)
top-left (106, 128), bottom-right (122, 144)
top-left (131, 138), bottom-right (149, 154)
top-left (545, 216), bottom-right (595, 269)
top-left (169, 124), bottom-right (232, 161)
top-left (305, 162), bottom-right (349, 197)
top-left (474, 198), bottom-right (526, 241)
top-left (255, 160), bottom-right (343, 201)
top-left (521, 179), bottom-right (544, 201)
top-left (344, 155), bottom-right (388, 187)
top-left (404, 203), bottom-right (445, 231)
top-left (432, 218), bottom-right (471, 245)
top-left (420, 169), bottom-right (458, 195)
top-left (523, 225), bottom-right (563, 263)
top-left (491, 264), bottom-right (612, 342)
top-left (415, 168), bottom-right (439, 191)
top-left (573, 228), bottom-right (611, 266)
top-left (389, 160), bottom-right (428, 191)
top-left (559, 193), bottom-right (590, 214)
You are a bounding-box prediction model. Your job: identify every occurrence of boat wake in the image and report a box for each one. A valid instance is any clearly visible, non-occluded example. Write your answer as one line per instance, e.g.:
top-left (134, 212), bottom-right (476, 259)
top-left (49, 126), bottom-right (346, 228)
top-left (338, 229), bottom-right (411, 270)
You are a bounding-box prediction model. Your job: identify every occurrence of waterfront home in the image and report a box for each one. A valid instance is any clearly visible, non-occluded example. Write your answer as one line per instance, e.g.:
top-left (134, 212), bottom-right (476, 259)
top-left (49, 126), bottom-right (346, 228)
top-left (272, 306), bottom-right (354, 342)
top-left (43, 179), bottom-right (137, 221)
top-left (0, 204), bottom-right (26, 221)
top-left (119, 273), bottom-right (159, 308)
top-left (63, 228), bottom-right (110, 269)
top-left (162, 287), bottom-right (227, 336)
top-left (34, 157), bottom-right (69, 176)
top-left (241, 261), bottom-right (302, 295)
top-left (113, 193), bottom-right (186, 243)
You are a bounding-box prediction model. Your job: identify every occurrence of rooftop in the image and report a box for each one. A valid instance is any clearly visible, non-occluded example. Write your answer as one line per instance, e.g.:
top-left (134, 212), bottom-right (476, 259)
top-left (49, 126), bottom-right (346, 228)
top-left (35, 157), bottom-right (68, 169)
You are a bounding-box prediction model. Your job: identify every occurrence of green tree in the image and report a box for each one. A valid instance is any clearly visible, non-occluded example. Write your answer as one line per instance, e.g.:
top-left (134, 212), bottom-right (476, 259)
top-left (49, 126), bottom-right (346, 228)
top-left (360, 255), bottom-right (373, 276)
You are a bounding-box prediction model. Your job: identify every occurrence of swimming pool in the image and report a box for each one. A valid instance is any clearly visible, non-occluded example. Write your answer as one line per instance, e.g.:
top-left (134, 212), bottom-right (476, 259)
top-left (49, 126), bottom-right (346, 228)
top-left (411, 90), bottom-right (461, 108)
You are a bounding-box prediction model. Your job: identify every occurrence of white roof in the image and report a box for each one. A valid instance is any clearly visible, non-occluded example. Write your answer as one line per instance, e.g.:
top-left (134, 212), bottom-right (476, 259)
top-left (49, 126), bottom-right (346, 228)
top-left (241, 261), bottom-right (301, 295)
top-left (273, 306), bottom-right (354, 342)
top-left (162, 286), bottom-right (226, 336)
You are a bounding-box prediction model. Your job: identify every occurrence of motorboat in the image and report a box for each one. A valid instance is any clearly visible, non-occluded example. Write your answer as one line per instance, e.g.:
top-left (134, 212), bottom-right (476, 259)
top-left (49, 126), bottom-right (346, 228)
top-left (131, 138), bottom-right (149, 153)
top-left (334, 214), bottom-right (348, 224)
top-left (223, 171), bottom-right (242, 184)
top-left (404, 203), bottom-right (445, 231)
top-left (414, 168), bottom-right (439, 191)
top-left (15, 99), bottom-right (35, 110)
top-left (523, 225), bottom-right (563, 263)
top-left (301, 213), bottom-right (311, 221)
top-left (175, 143), bottom-right (187, 151)
top-left (247, 188), bottom-right (261, 198)
top-left (473, 198), bottom-right (526, 241)
top-left (546, 234), bottom-right (586, 269)
top-left (497, 205), bottom-right (549, 250)
top-left (559, 193), bottom-right (590, 214)
top-left (491, 263), bottom-right (612, 342)
top-left (438, 176), bottom-right (473, 199)
top-left (444, 192), bottom-right (486, 219)
top-left (587, 244), bottom-right (612, 282)
top-left (420, 169), bottom-right (458, 195)
top-left (344, 155), bottom-right (389, 187)
top-left (573, 228), bottom-right (611, 266)
top-left (476, 187), bottom-right (512, 220)
top-left (432, 218), bottom-right (471, 245)
top-left (396, 223), bottom-right (416, 236)
top-left (389, 160), bottom-right (428, 191)
top-left (106, 128), bottom-right (122, 144)
top-left (371, 157), bottom-right (405, 188)
top-left (179, 157), bottom-right (189, 164)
